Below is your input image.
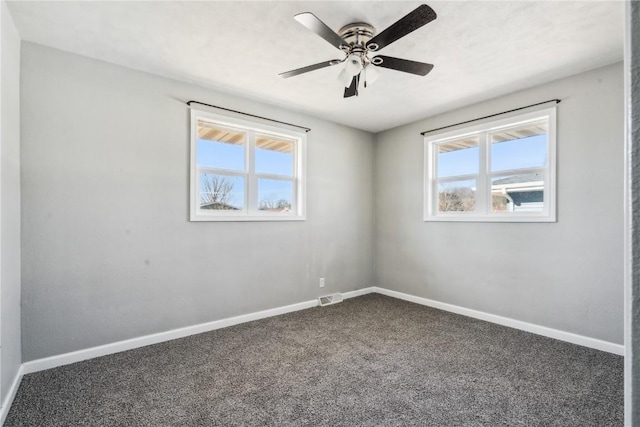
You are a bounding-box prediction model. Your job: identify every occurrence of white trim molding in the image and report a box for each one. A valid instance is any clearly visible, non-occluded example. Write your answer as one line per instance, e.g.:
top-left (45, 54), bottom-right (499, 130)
top-left (0, 365), bottom-right (24, 425)
top-left (373, 287), bottom-right (624, 355)
top-left (22, 289), bottom-right (376, 375)
top-left (15, 285), bottom-right (622, 390)
top-left (342, 287), bottom-right (375, 299)
top-left (22, 299), bottom-right (316, 374)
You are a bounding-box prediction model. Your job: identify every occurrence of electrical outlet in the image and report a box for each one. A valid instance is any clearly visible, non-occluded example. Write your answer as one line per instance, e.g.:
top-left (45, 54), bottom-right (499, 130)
top-left (319, 278), bottom-right (325, 288)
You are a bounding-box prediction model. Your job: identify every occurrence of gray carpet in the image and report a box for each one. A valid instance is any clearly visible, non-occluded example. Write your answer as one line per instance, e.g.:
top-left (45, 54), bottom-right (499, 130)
top-left (6, 294), bottom-right (623, 426)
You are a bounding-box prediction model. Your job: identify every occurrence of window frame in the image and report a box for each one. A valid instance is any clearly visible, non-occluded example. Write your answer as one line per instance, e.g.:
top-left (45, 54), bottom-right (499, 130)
top-left (424, 106), bottom-right (557, 222)
top-left (190, 108), bottom-right (306, 222)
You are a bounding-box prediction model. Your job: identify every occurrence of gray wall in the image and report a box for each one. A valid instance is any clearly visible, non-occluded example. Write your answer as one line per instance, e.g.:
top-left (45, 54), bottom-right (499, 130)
top-left (375, 62), bottom-right (624, 345)
top-left (20, 43), bottom-right (374, 361)
top-left (626, 0), bottom-right (640, 422)
top-left (17, 40), bottom-right (626, 364)
top-left (0, 0), bottom-right (22, 404)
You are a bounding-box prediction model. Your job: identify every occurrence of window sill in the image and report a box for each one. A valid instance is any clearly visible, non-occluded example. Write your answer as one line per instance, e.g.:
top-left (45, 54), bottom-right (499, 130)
top-left (190, 215), bottom-right (306, 222)
top-left (424, 215), bottom-right (556, 223)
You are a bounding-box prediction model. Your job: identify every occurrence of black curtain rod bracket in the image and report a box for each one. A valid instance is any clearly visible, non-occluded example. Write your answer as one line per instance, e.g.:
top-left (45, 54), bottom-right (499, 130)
top-left (187, 100), bottom-right (311, 133)
top-left (420, 98), bottom-right (561, 136)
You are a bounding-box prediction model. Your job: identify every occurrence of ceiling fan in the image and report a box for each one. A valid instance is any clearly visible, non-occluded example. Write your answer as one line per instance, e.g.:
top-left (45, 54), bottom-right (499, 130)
top-left (279, 4), bottom-right (437, 98)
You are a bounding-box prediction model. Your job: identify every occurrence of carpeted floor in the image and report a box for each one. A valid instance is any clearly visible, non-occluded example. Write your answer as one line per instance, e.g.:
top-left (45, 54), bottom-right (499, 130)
top-left (6, 294), bottom-right (623, 426)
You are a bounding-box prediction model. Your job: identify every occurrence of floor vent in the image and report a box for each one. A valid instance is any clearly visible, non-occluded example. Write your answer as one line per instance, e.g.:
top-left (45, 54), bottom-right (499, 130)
top-left (319, 293), bottom-right (344, 306)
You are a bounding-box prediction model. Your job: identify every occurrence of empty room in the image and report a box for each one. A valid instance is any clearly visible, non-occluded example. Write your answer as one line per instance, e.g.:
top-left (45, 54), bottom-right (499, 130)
top-left (1, 0), bottom-right (639, 426)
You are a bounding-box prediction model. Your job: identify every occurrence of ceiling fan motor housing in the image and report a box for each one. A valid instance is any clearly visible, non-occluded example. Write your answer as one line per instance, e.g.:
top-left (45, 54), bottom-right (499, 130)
top-left (338, 23), bottom-right (376, 56)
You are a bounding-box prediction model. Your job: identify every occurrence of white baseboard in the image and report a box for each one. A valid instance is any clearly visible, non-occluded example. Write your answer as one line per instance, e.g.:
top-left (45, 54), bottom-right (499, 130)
top-left (0, 364), bottom-right (24, 425)
top-left (22, 299), bottom-right (317, 374)
top-left (373, 287), bottom-right (624, 355)
top-left (342, 287), bottom-right (375, 299)
top-left (19, 284), bottom-right (622, 381)
top-left (22, 288), bottom-right (375, 375)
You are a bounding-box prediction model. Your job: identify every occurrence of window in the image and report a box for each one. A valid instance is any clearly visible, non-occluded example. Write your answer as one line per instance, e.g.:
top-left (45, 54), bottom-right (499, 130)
top-left (190, 109), bottom-right (306, 221)
top-left (424, 107), bottom-right (556, 222)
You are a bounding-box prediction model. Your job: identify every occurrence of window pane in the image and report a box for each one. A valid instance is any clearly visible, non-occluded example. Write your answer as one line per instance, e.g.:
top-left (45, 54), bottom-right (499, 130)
top-left (255, 135), bottom-right (294, 176)
top-left (199, 173), bottom-right (245, 211)
top-left (197, 120), bottom-right (245, 171)
top-left (491, 173), bottom-right (544, 213)
top-left (491, 120), bottom-right (548, 172)
top-left (437, 137), bottom-right (479, 177)
top-left (258, 179), bottom-right (293, 212)
top-left (438, 179), bottom-right (476, 212)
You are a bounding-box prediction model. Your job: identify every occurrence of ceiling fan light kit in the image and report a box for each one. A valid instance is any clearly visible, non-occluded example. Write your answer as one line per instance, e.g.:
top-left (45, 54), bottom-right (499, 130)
top-left (345, 54), bottom-right (364, 76)
top-left (279, 4), bottom-right (437, 98)
top-left (337, 68), bottom-right (353, 87)
top-left (363, 65), bottom-right (380, 87)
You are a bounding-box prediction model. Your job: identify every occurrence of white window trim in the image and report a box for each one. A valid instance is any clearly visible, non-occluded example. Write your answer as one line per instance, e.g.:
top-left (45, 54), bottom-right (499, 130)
top-left (424, 106), bottom-right (557, 223)
top-left (190, 108), bottom-right (307, 222)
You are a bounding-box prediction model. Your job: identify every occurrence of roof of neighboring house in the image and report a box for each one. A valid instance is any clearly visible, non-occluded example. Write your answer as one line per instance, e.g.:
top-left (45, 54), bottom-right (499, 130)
top-left (200, 202), bottom-right (240, 210)
top-left (509, 190), bottom-right (544, 206)
top-left (491, 172), bottom-right (544, 205)
top-left (492, 172), bottom-right (543, 186)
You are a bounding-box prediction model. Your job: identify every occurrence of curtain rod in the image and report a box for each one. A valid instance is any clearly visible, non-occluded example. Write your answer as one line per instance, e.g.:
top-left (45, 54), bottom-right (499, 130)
top-left (186, 100), bottom-right (311, 133)
top-left (420, 99), bottom-right (561, 136)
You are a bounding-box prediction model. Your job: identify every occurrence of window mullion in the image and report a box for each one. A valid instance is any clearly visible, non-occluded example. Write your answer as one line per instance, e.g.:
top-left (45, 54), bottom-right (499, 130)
top-left (476, 132), bottom-right (489, 215)
top-left (195, 166), bottom-right (202, 215)
top-left (488, 166), bottom-right (548, 177)
top-left (247, 130), bottom-right (256, 214)
top-left (292, 140), bottom-right (298, 214)
top-left (436, 173), bottom-right (482, 183)
top-left (255, 172), bottom-right (295, 181)
top-left (429, 142), bottom-right (437, 217)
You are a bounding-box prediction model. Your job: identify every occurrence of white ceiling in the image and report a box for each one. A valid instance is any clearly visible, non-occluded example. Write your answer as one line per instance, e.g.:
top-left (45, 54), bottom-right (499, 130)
top-left (7, 1), bottom-right (624, 133)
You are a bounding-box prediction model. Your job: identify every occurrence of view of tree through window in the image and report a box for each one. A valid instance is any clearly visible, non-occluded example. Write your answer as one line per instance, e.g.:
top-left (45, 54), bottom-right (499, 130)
top-left (191, 111), bottom-right (305, 221)
top-left (436, 137), bottom-right (479, 212)
top-left (438, 180), bottom-right (476, 212)
top-left (200, 173), bottom-right (244, 210)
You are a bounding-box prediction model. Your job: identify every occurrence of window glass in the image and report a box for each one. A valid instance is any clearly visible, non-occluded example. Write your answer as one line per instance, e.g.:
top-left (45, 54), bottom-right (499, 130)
top-left (199, 173), bottom-right (245, 211)
top-left (258, 179), bottom-right (293, 212)
top-left (197, 121), bottom-right (245, 171)
top-left (256, 135), bottom-right (294, 176)
top-left (491, 120), bottom-right (548, 172)
top-left (491, 173), bottom-right (544, 213)
top-left (438, 179), bottom-right (476, 212)
top-left (437, 137), bottom-right (479, 177)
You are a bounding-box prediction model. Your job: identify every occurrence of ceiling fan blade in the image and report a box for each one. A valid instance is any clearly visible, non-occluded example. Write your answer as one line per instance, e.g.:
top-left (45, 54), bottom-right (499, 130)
top-left (294, 12), bottom-right (347, 50)
top-left (373, 56), bottom-right (434, 76)
top-left (366, 4), bottom-right (437, 52)
top-left (279, 59), bottom-right (343, 78)
top-left (344, 74), bottom-right (359, 98)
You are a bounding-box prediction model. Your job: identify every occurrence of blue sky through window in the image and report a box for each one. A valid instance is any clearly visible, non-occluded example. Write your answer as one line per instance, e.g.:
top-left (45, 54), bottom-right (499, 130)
top-left (259, 179), bottom-right (293, 209)
top-left (492, 135), bottom-right (547, 171)
top-left (438, 145), bottom-right (479, 177)
top-left (437, 134), bottom-right (547, 178)
top-left (197, 139), bottom-right (244, 171)
top-left (256, 148), bottom-right (293, 176)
